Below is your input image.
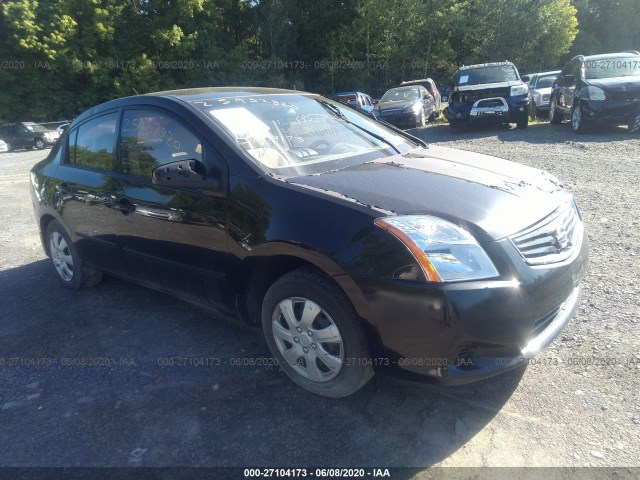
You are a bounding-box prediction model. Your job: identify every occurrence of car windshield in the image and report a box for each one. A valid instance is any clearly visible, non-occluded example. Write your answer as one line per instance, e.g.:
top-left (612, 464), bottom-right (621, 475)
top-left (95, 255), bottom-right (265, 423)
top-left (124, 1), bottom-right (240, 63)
top-left (584, 56), bottom-right (640, 79)
top-left (535, 75), bottom-right (558, 88)
top-left (193, 94), bottom-right (417, 176)
top-left (380, 87), bottom-right (420, 102)
top-left (26, 124), bottom-right (49, 132)
top-left (456, 65), bottom-right (519, 86)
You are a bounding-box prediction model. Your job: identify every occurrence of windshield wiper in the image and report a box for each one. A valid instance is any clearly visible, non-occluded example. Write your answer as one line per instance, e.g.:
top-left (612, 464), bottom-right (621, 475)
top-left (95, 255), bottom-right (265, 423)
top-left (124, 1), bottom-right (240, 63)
top-left (316, 98), bottom-right (427, 152)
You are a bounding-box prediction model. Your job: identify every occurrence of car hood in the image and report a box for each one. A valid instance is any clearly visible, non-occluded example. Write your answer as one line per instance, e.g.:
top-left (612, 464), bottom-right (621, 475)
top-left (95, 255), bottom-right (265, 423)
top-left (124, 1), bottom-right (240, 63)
top-left (376, 99), bottom-right (419, 111)
top-left (587, 76), bottom-right (640, 93)
top-left (289, 146), bottom-right (570, 241)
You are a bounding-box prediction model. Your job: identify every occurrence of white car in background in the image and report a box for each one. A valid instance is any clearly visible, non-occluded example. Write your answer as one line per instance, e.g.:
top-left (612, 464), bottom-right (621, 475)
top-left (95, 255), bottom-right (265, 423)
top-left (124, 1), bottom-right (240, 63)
top-left (0, 139), bottom-right (8, 153)
top-left (528, 70), bottom-right (561, 116)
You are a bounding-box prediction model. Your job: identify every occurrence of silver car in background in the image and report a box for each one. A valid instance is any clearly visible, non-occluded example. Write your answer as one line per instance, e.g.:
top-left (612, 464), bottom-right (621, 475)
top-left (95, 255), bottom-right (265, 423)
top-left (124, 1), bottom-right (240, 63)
top-left (528, 71), bottom-right (560, 116)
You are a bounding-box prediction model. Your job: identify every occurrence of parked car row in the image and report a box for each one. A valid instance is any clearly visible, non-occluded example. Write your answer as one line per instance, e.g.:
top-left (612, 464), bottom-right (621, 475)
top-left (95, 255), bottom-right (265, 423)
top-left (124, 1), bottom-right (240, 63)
top-left (442, 50), bottom-right (640, 134)
top-left (0, 122), bottom-right (61, 152)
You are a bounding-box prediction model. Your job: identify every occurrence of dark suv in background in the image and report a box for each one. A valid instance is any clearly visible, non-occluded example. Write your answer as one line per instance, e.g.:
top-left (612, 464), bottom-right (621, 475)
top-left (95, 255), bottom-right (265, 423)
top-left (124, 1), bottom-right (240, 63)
top-left (0, 122), bottom-right (60, 151)
top-left (549, 51), bottom-right (640, 133)
top-left (444, 61), bottom-right (529, 131)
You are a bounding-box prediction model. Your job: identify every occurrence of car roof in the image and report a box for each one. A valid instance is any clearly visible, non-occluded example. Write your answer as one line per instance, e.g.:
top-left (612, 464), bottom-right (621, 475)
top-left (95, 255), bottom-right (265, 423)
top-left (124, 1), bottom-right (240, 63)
top-left (148, 86), bottom-right (307, 102)
top-left (580, 52), bottom-right (640, 61)
top-left (401, 79), bottom-right (434, 84)
top-left (333, 91), bottom-right (363, 96)
top-left (69, 87), bottom-right (319, 126)
top-left (459, 61), bottom-right (515, 71)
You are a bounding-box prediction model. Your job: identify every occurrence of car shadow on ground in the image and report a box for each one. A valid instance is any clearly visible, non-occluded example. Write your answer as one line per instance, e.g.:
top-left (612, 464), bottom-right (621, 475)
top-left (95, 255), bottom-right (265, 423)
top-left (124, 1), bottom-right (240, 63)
top-left (410, 122), bottom-right (636, 145)
top-left (0, 260), bottom-right (525, 471)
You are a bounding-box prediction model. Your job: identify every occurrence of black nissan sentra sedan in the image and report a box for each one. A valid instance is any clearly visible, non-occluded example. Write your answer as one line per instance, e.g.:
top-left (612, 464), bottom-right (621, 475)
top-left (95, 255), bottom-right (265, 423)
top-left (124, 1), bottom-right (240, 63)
top-left (30, 87), bottom-right (589, 397)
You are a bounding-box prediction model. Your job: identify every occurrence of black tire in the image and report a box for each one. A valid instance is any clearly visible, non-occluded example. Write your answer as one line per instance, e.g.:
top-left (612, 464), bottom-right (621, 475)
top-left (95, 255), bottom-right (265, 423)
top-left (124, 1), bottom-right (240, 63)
top-left (549, 96), bottom-right (563, 125)
top-left (262, 267), bottom-right (373, 398)
top-left (34, 138), bottom-right (46, 149)
top-left (448, 120), bottom-right (460, 133)
top-left (516, 114), bottom-right (529, 129)
top-left (571, 102), bottom-right (589, 134)
top-left (45, 220), bottom-right (102, 290)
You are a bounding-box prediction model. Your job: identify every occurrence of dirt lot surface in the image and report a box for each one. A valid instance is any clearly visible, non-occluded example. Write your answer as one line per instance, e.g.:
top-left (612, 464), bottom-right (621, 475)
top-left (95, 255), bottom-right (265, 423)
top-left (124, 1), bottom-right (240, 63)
top-left (0, 122), bottom-right (639, 477)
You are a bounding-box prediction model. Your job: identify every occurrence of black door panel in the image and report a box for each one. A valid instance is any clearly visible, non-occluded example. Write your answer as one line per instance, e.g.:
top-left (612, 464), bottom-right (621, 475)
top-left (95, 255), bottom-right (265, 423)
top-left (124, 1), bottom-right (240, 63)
top-left (114, 108), bottom-right (232, 313)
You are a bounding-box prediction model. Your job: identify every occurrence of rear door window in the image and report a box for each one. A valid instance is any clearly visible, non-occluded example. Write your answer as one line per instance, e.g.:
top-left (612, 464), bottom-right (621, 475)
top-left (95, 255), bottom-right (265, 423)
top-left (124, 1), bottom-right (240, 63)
top-left (70, 113), bottom-right (118, 171)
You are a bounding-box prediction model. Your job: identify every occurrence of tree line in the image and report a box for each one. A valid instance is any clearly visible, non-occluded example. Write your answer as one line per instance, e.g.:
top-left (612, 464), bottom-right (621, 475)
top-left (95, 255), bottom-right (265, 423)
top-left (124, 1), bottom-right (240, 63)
top-left (0, 0), bottom-right (638, 122)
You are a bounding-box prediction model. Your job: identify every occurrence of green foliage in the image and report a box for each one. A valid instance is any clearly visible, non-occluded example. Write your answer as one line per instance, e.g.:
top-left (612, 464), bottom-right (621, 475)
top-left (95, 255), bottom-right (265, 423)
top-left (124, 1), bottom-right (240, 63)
top-left (0, 0), bottom-right (617, 122)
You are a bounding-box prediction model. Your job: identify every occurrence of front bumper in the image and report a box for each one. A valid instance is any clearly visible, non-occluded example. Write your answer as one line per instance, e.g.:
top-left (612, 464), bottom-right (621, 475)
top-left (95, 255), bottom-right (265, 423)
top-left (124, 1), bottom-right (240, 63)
top-left (376, 111), bottom-right (420, 128)
top-left (582, 98), bottom-right (640, 126)
top-left (354, 227), bottom-right (589, 385)
top-left (445, 94), bottom-right (529, 124)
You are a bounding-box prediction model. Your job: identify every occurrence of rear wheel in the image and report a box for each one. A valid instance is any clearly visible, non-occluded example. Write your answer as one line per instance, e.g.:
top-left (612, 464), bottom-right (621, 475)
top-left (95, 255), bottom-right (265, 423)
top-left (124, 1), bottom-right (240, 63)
top-left (46, 220), bottom-right (102, 290)
top-left (262, 267), bottom-right (373, 398)
top-left (34, 138), bottom-right (46, 149)
top-left (549, 96), bottom-right (563, 125)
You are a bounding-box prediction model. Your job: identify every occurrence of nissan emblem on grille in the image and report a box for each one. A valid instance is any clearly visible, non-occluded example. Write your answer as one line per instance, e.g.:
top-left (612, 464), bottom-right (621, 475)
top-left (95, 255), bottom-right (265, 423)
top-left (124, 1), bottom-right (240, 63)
top-left (510, 201), bottom-right (583, 265)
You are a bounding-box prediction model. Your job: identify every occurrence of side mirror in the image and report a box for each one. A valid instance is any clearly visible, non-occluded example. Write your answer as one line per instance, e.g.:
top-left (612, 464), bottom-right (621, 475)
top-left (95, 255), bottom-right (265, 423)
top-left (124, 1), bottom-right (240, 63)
top-left (152, 159), bottom-right (220, 190)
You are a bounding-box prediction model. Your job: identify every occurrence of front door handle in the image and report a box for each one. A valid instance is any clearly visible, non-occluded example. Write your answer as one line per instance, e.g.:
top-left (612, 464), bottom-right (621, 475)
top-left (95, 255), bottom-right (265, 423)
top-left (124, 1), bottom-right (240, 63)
top-left (114, 198), bottom-right (136, 215)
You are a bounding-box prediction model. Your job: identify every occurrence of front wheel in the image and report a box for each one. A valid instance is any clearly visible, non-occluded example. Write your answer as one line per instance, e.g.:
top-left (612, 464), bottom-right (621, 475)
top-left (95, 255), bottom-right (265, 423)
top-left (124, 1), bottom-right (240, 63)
top-left (417, 109), bottom-right (426, 128)
top-left (549, 96), bottom-right (563, 125)
top-left (516, 114), bottom-right (529, 129)
top-left (46, 220), bottom-right (102, 290)
top-left (571, 102), bottom-right (589, 134)
top-left (34, 138), bottom-right (46, 149)
top-left (262, 267), bottom-right (373, 398)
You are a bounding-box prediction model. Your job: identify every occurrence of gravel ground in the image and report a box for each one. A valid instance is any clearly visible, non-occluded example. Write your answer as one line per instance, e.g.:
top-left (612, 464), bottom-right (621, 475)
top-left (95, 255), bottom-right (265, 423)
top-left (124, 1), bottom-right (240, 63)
top-left (0, 121), bottom-right (639, 477)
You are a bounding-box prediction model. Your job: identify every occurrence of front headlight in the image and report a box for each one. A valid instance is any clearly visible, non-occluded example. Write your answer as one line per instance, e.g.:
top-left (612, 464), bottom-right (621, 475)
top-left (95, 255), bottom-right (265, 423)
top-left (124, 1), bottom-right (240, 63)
top-left (511, 84), bottom-right (528, 96)
top-left (403, 101), bottom-right (423, 114)
top-left (587, 86), bottom-right (606, 101)
top-left (375, 215), bottom-right (500, 282)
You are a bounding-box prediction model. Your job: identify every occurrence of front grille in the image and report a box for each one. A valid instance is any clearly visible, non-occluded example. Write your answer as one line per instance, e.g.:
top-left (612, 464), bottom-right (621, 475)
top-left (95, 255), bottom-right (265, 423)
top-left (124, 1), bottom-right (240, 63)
top-left (380, 108), bottom-right (403, 116)
top-left (476, 98), bottom-right (505, 108)
top-left (542, 94), bottom-right (550, 102)
top-left (510, 201), bottom-right (583, 265)
top-left (457, 88), bottom-right (511, 103)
